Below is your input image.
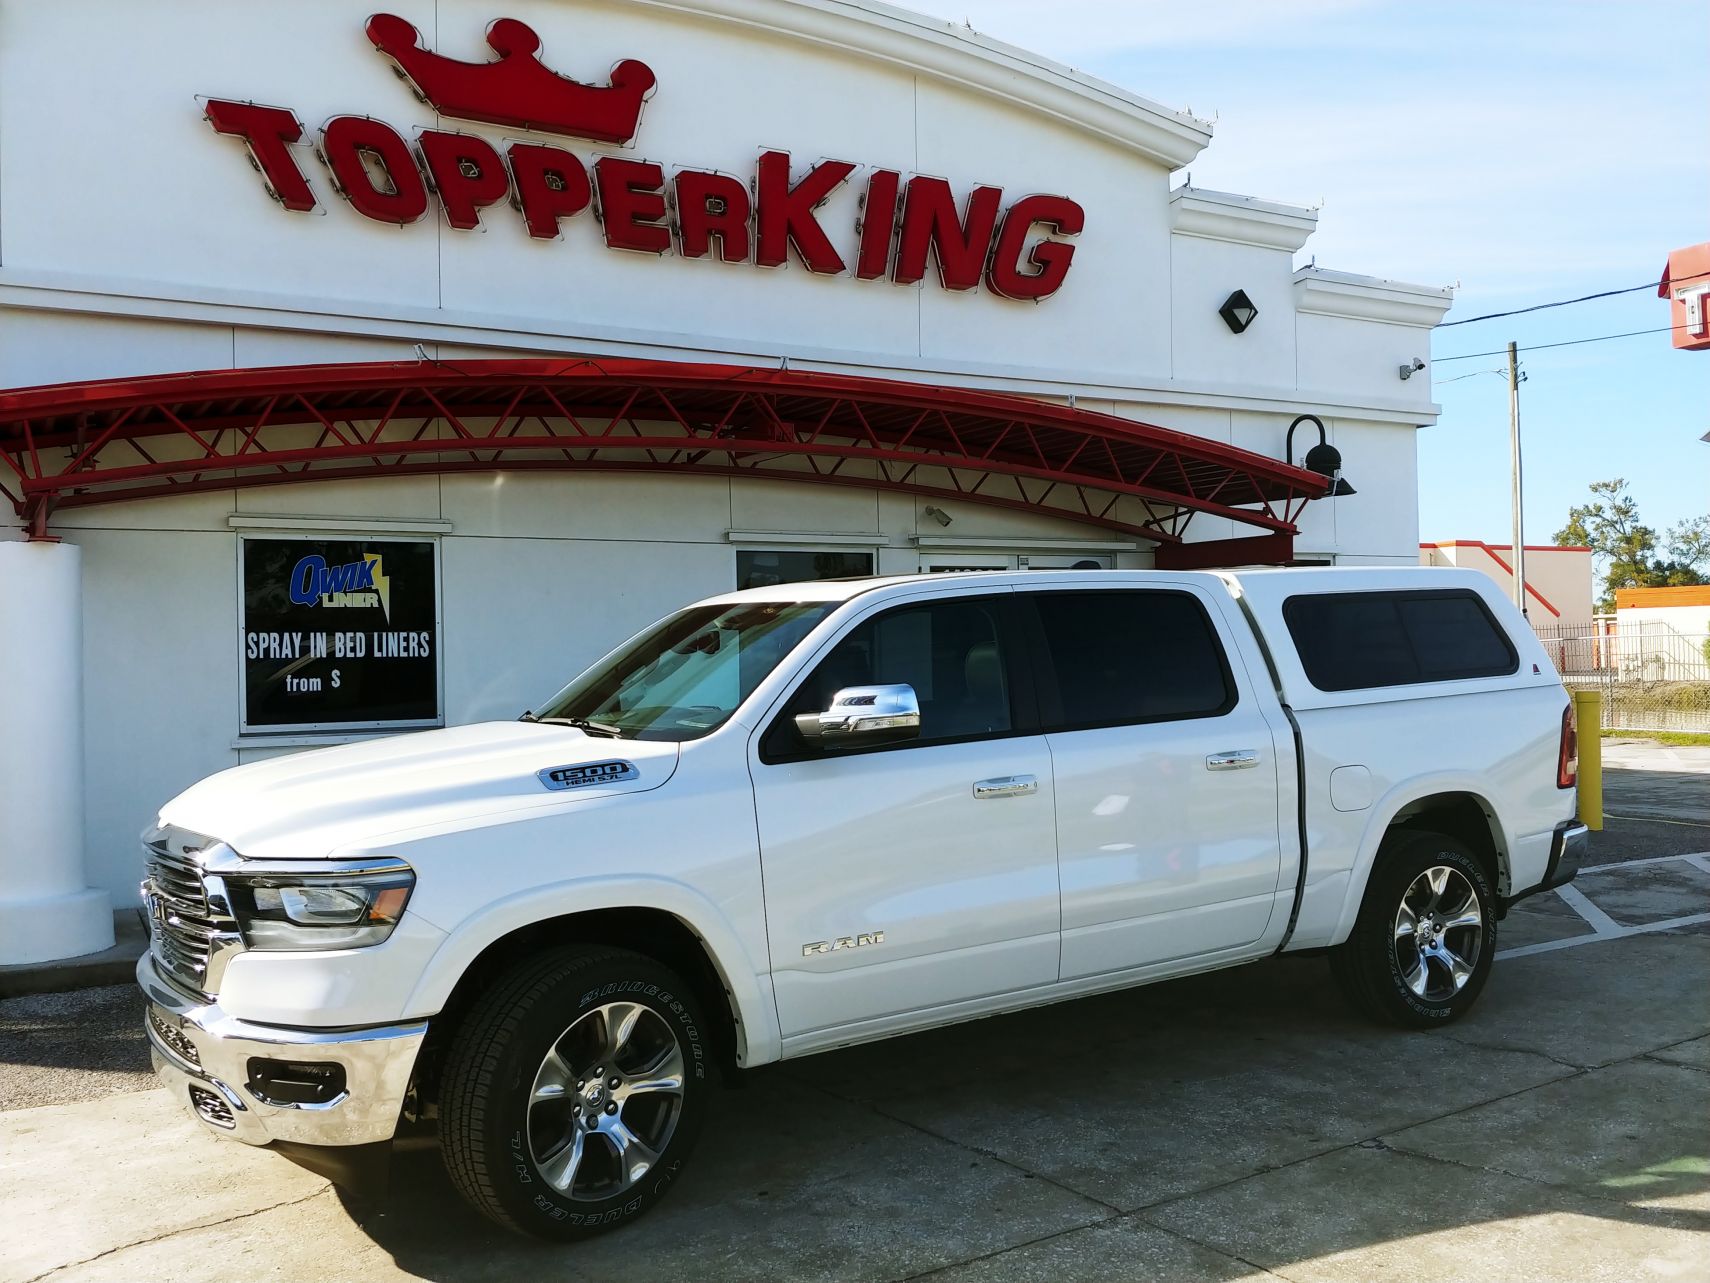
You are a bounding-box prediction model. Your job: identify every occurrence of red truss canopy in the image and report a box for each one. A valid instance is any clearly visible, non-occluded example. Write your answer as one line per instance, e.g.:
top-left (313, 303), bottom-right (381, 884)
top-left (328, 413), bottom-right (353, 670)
top-left (0, 358), bottom-right (1326, 557)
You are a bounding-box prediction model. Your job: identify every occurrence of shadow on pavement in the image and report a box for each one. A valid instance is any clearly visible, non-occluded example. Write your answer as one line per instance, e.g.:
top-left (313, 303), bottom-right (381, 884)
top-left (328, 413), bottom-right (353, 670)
top-left (333, 949), bottom-right (1710, 1283)
top-left (0, 984), bottom-right (152, 1109)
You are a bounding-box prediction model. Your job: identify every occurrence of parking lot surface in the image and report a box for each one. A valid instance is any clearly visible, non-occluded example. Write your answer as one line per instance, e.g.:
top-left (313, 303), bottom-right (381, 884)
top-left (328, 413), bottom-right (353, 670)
top-left (3, 752), bottom-right (1707, 1282)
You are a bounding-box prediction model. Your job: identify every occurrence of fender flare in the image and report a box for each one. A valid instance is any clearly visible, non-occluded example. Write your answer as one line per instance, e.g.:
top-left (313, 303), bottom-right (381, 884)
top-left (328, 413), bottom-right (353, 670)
top-left (405, 874), bottom-right (781, 1066)
top-left (1329, 774), bottom-right (1510, 945)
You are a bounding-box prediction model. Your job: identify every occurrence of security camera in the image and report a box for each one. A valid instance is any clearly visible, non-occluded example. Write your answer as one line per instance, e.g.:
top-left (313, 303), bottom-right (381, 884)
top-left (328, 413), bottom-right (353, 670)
top-left (1399, 357), bottom-right (1426, 380)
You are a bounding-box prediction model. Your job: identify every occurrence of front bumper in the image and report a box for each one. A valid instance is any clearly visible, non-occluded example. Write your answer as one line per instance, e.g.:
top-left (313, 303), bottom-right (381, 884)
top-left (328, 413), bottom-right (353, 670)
top-left (1503, 819), bottom-right (1589, 911)
top-left (139, 951), bottom-right (426, 1148)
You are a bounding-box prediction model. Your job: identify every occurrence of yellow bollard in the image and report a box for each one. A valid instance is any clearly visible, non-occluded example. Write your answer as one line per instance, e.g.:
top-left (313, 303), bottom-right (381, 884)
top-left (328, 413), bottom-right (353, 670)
top-left (1574, 689), bottom-right (1603, 831)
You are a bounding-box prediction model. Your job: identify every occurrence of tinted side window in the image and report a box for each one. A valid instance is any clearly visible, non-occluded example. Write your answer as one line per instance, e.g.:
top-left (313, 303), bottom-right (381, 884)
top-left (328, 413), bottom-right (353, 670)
top-left (765, 598), bottom-right (1015, 757)
top-left (1399, 595), bottom-right (1518, 680)
top-left (1283, 590), bottom-right (1518, 692)
top-left (1031, 590), bottom-right (1236, 730)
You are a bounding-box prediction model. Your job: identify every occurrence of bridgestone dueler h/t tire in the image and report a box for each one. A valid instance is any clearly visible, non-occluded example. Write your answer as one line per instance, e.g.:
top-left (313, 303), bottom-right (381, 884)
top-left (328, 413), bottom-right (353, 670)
top-left (1331, 830), bottom-right (1496, 1030)
top-left (438, 946), bottom-right (714, 1240)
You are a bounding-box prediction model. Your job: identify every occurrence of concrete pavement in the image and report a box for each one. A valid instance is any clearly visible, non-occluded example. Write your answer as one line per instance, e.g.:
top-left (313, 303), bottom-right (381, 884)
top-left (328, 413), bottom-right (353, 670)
top-left (3, 746), bottom-right (1707, 1282)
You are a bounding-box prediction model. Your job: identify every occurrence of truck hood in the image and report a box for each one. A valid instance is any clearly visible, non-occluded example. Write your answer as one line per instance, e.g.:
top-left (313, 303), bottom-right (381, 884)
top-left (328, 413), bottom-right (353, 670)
top-left (157, 722), bottom-right (680, 861)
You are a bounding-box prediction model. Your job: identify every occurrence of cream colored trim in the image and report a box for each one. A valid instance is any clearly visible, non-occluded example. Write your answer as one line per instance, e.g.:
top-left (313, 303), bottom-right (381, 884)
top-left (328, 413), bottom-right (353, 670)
top-left (0, 276), bottom-right (1446, 426)
top-left (726, 530), bottom-right (886, 546)
top-left (632, 0), bottom-right (1212, 168)
top-left (1170, 187), bottom-right (1317, 252)
top-left (227, 514), bottom-right (454, 534)
top-left (913, 534), bottom-right (1140, 552)
top-left (1294, 268), bottom-right (1455, 328)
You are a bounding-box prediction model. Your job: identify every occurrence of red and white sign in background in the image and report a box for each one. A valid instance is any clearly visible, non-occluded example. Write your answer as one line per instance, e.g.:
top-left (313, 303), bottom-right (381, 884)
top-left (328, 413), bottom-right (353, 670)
top-left (205, 15), bottom-right (1086, 301)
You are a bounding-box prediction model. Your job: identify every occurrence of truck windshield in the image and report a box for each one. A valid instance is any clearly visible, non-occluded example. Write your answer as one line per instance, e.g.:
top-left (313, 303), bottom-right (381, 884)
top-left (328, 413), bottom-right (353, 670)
top-left (532, 601), bottom-right (836, 741)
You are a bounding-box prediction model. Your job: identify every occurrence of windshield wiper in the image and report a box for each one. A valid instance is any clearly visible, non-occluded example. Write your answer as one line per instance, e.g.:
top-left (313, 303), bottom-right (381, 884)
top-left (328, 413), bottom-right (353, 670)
top-left (533, 716), bottom-right (625, 738)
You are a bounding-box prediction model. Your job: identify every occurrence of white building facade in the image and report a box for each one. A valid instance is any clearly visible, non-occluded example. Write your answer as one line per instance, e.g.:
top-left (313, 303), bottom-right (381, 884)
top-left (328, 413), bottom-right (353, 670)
top-left (0, 0), bottom-right (1451, 962)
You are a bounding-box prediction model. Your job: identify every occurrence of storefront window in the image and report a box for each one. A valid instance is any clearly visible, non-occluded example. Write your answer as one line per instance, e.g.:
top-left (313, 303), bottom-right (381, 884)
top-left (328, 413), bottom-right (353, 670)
top-left (736, 549), bottom-right (874, 589)
top-left (239, 535), bottom-right (441, 733)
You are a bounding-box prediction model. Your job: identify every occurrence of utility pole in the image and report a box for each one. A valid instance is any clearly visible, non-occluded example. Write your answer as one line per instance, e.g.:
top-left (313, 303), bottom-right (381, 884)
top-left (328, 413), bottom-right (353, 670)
top-left (1507, 340), bottom-right (1527, 616)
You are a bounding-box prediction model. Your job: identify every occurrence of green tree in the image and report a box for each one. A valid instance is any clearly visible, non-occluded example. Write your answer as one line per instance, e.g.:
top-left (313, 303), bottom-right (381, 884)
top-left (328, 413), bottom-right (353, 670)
top-left (1555, 480), bottom-right (1708, 610)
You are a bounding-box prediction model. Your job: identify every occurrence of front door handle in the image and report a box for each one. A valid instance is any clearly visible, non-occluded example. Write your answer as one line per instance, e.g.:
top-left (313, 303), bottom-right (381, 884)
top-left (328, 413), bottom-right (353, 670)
top-left (973, 774), bottom-right (1038, 799)
top-left (1206, 749), bottom-right (1260, 771)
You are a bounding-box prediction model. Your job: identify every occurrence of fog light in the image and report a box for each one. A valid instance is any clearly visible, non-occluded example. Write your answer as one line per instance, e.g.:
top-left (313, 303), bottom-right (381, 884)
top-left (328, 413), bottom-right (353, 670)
top-left (247, 1058), bottom-right (348, 1106)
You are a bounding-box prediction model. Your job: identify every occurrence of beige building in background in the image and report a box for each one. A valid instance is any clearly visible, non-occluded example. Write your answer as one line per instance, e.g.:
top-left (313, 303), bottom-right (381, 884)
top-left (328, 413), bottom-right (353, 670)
top-left (1420, 541), bottom-right (1594, 631)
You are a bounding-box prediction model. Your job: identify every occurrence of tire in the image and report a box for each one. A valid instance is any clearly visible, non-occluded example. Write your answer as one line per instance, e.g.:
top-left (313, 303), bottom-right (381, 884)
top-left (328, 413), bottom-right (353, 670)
top-left (438, 945), bottom-right (714, 1240)
top-left (1331, 830), bottom-right (1497, 1029)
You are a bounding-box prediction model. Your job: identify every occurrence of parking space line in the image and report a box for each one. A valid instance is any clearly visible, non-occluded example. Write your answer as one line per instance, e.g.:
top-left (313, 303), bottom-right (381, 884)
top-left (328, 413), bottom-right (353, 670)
top-left (1554, 883), bottom-right (1625, 935)
top-left (1576, 851), bottom-right (1710, 876)
top-left (1500, 907), bottom-right (1710, 959)
top-left (1605, 813), bottom-right (1710, 829)
top-left (1497, 849), bottom-right (1710, 959)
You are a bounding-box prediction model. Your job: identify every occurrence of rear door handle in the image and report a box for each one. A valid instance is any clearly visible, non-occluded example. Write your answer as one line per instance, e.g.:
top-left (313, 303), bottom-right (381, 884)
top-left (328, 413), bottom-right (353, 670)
top-left (973, 774), bottom-right (1038, 799)
top-left (1206, 749), bottom-right (1260, 771)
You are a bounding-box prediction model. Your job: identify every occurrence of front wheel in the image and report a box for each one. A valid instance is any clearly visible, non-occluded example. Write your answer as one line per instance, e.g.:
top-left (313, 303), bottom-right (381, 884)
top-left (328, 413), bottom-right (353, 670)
top-left (1331, 830), bottom-right (1496, 1028)
top-left (438, 946), bottom-right (714, 1240)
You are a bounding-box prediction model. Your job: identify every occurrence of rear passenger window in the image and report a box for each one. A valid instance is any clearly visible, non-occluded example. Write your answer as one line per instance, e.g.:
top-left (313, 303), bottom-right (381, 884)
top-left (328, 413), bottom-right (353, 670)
top-left (1031, 591), bottom-right (1235, 730)
top-left (1283, 590), bottom-right (1518, 691)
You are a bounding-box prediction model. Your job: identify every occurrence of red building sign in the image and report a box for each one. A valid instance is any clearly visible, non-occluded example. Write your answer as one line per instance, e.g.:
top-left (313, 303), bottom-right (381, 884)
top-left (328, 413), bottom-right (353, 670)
top-left (1659, 243), bottom-right (1710, 351)
top-left (204, 15), bottom-right (1087, 301)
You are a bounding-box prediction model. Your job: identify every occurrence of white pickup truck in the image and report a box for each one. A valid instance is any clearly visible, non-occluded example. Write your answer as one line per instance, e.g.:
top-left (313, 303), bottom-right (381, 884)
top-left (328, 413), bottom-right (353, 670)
top-left (138, 566), bottom-right (1586, 1240)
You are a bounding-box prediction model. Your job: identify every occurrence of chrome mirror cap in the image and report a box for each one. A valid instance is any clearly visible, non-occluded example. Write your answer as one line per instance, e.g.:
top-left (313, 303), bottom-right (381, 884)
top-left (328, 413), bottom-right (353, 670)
top-left (795, 683), bottom-right (921, 745)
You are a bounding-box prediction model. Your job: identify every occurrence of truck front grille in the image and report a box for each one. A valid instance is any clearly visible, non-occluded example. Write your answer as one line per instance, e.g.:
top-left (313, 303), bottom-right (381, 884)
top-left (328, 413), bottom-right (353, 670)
top-left (143, 831), bottom-right (242, 997)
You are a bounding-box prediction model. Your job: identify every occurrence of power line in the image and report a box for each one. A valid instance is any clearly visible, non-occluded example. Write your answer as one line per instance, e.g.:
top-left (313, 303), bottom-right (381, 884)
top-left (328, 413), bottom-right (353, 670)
top-left (1436, 268), bottom-right (1709, 328)
top-left (1438, 282), bottom-right (1656, 327)
top-left (1432, 368), bottom-right (1507, 385)
top-left (1434, 322), bottom-right (1695, 364)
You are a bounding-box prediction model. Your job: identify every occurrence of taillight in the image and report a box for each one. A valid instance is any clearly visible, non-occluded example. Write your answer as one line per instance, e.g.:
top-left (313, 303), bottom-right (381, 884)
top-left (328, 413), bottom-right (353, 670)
top-left (1557, 702), bottom-right (1578, 790)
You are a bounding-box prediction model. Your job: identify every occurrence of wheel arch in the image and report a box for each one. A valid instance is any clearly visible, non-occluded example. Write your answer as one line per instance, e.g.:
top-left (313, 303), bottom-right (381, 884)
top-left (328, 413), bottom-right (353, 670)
top-left (1332, 780), bottom-right (1512, 944)
top-left (406, 880), bottom-right (779, 1101)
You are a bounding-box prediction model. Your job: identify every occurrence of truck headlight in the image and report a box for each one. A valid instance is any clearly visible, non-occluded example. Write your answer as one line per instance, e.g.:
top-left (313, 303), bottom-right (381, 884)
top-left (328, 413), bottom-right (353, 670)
top-left (226, 864), bottom-right (415, 951)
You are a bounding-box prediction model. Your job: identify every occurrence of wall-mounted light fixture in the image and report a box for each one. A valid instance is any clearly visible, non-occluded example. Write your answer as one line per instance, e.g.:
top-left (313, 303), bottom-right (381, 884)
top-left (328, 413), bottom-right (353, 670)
top-left (1399, 357), bottom-right (1426, 380)
top-left (1286, 414), bottom-right (1356, 496)
top-left (922, 505), bottom-right (953, 527)
top-left (1219, 289), bottom-right (1259, 334)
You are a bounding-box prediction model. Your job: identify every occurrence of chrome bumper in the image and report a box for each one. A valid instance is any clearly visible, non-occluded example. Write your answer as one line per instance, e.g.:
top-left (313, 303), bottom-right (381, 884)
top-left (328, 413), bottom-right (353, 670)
top-left (138, 951), bottom-right (426, 1148)
top-left (1503, 819), bottom-right (1589, 911)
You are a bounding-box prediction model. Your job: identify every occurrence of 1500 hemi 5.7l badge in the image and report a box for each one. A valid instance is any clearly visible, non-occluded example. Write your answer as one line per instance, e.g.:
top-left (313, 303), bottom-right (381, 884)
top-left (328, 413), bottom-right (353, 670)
top-left (538, 760), bottom-right (640, 791)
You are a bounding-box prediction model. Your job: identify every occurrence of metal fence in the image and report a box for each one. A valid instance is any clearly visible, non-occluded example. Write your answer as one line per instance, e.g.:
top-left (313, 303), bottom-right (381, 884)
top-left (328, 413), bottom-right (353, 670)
top-left (1535, 619), bottom-right (1710, 733)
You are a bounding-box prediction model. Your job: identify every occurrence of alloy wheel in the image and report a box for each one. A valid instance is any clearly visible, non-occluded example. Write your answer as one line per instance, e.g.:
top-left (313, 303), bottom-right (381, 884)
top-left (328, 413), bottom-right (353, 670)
top-left (527, 1000), bottom-right (686, 1201)
top-left (1392, 864), bottom-right (1484, 1002)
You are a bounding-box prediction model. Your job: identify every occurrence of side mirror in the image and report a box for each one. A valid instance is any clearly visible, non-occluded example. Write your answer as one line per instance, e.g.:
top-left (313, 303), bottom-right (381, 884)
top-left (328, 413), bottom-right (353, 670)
top-left (794, 683), bottom-right (920, 747)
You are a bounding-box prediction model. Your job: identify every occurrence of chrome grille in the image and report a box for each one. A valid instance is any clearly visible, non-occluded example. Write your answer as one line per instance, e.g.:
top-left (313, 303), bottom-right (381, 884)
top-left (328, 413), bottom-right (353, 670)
top-left (189, 1085), bottom-right (236, 1129)
top-left (147, 1006), bottom-right (200, 1067)
top-left (144, 833), bottom-right (223, 995)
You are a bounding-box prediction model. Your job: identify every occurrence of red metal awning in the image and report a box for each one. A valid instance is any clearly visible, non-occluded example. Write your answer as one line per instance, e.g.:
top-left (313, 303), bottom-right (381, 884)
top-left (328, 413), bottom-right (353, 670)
top-left (0, 358), bottom-right (1326, 555)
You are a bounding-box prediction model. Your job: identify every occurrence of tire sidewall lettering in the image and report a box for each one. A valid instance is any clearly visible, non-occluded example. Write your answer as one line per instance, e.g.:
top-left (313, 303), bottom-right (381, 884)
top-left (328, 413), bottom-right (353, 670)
top-left (1359, 838), bottom-right (1495, 1027)
top-left (511, 965), bottom-right (709, 1232)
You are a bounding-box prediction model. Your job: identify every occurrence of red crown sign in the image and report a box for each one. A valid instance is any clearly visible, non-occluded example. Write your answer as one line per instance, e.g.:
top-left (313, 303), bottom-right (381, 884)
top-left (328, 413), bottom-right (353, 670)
top-left (365, 13), bottom-right (656, 145)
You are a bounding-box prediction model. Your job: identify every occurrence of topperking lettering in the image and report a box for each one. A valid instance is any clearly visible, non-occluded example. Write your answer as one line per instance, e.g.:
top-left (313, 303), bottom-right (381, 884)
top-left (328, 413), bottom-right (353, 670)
top-left (203, 14), bottom-right (1086, 301)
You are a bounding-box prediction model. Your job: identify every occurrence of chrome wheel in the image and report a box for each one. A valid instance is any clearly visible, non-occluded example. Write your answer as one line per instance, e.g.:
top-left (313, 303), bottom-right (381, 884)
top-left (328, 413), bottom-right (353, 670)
top-left (527, 1000), bottom-right (686, 1202)
top-left (1393, 865), bottom-right (1484, 1002)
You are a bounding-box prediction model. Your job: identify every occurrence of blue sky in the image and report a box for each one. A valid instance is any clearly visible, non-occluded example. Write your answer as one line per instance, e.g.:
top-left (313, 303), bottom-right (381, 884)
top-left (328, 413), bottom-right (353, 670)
top-left (911, 0), bottom-right (1709, 546)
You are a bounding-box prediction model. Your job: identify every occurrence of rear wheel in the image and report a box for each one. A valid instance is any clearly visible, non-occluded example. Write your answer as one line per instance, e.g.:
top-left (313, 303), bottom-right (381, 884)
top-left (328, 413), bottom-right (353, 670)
top-left (438, 946), bottom-right (713, 1240)
top-left (1332, 830), bottom-right (1495, 1028)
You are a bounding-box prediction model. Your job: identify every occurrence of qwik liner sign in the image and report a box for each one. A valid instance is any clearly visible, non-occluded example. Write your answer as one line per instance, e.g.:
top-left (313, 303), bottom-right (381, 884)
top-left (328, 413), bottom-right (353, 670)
top-left (241, 536), bottom-right (439, 731)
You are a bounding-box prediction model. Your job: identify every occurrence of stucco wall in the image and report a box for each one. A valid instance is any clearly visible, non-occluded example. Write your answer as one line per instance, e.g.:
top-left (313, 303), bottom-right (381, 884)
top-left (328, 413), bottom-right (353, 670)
top-left (1, 0), bottom-right (1452, 906)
